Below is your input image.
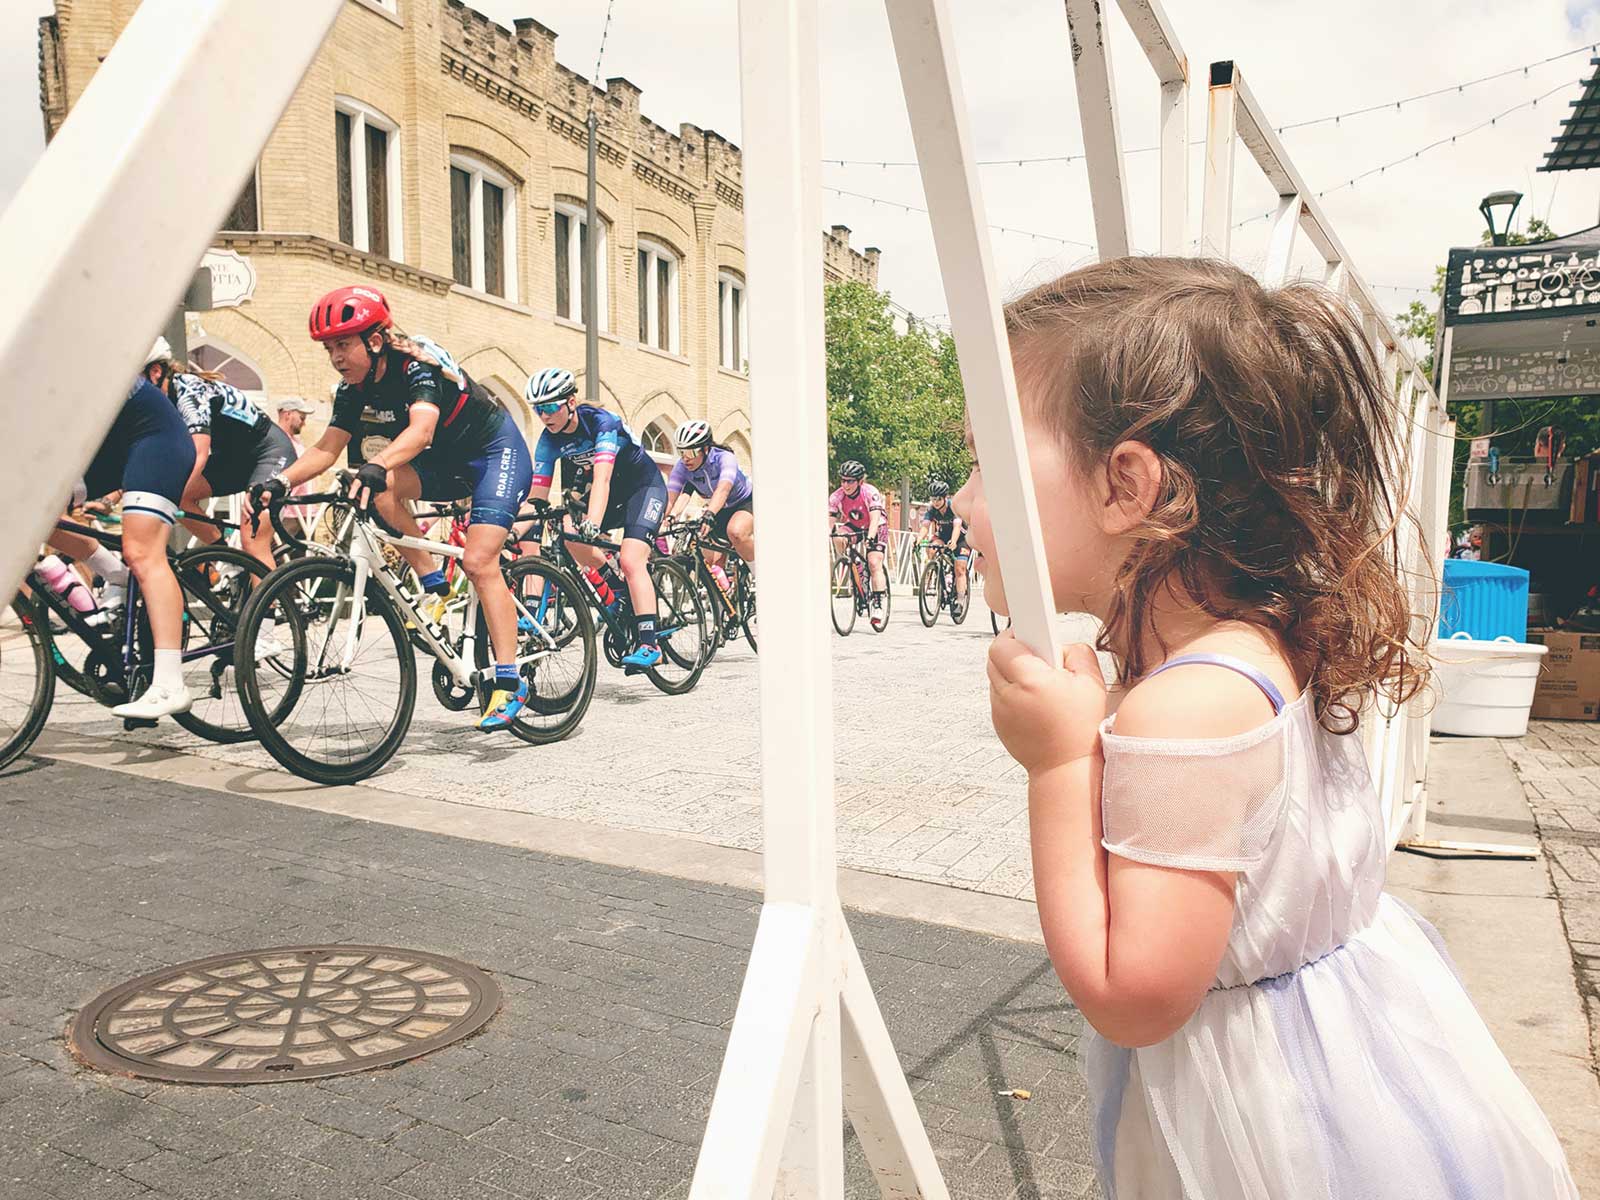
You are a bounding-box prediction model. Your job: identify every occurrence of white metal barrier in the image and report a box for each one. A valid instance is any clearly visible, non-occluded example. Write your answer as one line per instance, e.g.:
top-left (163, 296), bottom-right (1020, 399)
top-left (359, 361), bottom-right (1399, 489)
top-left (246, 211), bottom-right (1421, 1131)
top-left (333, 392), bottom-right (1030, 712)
top-left (0, 1), bottom-right (1453, 1195)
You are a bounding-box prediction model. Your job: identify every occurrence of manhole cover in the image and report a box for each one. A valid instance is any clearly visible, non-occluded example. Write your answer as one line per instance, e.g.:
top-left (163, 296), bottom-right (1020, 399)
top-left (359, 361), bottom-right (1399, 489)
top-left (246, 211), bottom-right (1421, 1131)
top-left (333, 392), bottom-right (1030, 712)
top-left (69, 945), bottom-right (500, 1084)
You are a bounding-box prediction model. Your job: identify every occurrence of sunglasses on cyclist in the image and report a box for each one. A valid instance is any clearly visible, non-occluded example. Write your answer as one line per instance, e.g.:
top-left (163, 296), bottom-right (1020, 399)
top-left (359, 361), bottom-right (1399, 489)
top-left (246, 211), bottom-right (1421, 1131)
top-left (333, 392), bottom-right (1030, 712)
top-left (533, 398), bottom-right (570, 416)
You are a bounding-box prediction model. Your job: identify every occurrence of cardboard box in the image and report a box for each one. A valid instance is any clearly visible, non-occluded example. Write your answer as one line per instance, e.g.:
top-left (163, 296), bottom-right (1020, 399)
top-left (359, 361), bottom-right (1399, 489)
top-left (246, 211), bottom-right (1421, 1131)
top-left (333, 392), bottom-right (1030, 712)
top-left (1571, 454), bottom-right (1600, 525)
top-left (1526, 630), bottom-right (1600, 721)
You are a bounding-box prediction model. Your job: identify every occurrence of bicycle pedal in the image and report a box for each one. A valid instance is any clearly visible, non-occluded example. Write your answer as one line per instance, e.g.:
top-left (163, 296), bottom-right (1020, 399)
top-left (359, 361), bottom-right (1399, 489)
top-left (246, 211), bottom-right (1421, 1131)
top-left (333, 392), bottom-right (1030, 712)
top-left (122, 718), bottom-right (158, 731)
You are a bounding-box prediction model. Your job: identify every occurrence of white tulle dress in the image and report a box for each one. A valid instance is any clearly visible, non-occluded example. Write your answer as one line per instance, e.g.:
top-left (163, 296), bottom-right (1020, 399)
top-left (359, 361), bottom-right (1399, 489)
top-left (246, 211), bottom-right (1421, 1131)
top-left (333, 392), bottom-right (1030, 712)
top-left (1084, 657), bottom-right (1579, 1200)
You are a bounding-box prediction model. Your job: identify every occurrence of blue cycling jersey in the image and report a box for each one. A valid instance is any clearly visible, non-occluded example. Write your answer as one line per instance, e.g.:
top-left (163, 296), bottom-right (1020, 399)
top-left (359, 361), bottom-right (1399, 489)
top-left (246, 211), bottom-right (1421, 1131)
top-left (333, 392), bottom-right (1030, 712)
top-left (531, 404), bottom-right (658, 494)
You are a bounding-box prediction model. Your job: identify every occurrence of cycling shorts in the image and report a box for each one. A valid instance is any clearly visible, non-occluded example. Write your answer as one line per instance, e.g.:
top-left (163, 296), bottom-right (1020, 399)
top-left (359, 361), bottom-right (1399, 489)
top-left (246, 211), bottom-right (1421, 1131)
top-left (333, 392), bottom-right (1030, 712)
top-left (601, 473), bottom-right (669, 544)
top-left (414, 410), bottom-right (533, 530)
top-left (708, 495), bottom-right (754, 542)
top-left (83, 387), bottom-right (195, 526)
top-left (201, 421), bottom-right (296, 497)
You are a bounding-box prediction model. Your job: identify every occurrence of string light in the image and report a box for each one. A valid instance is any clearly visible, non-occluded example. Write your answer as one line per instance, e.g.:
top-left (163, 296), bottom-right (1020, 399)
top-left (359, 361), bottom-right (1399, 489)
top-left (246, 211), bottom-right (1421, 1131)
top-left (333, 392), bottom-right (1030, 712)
top-left (823, 43), bottom-right (1597, 170)
top-left (823, 186), bottom-right (1096, 250)
top-left (1233, 78), bottom-right (1581, 229)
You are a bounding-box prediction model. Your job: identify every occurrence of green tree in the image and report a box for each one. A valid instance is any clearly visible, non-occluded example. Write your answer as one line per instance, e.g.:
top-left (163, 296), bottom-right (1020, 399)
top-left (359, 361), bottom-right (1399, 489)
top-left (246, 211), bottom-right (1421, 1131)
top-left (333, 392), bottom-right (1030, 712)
top-left (824, 281), bottom-right (971, 495)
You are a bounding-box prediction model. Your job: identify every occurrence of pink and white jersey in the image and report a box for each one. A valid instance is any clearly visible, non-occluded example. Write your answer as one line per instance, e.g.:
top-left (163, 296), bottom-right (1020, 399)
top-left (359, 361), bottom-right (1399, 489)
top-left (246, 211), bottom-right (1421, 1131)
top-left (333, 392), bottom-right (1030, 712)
top-left (828, 482), bottom-right (885, 532)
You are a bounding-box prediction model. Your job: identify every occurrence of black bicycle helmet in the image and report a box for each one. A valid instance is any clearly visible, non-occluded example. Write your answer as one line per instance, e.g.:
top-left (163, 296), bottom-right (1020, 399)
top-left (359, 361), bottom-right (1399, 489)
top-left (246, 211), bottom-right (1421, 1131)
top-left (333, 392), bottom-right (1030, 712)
top-left (929, 479), bottom-right (950, 497)
top-left (840, 460), bottom-right (866, 480)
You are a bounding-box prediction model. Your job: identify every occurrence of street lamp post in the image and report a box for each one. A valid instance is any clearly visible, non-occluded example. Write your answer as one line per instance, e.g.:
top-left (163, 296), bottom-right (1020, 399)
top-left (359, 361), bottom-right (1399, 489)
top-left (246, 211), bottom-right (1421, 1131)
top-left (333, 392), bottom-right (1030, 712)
top-left (1479, 190), bottom-right (1524, 248)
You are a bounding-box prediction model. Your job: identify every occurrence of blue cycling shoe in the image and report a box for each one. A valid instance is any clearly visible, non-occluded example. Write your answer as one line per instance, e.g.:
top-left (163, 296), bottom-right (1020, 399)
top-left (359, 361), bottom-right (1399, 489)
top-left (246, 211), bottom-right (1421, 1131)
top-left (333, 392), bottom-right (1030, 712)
top-left (621, 643), bottom-right (662, 673)
top-left (477, 679), bottom-right (529, 731)
top-left (517, 613), bottom-right (534, 634)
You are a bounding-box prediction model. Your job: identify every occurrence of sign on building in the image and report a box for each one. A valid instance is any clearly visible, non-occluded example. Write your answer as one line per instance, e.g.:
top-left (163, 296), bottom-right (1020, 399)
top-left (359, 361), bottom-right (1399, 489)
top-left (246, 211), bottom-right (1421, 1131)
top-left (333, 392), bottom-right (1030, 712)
top-left (200, 248), bottom-right (256, 308)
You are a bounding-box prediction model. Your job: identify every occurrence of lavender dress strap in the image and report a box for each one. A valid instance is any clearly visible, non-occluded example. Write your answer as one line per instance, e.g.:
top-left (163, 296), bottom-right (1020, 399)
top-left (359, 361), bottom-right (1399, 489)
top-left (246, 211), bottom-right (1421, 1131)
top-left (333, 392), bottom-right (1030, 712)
top-left (1144, 653), bottom-right (1287, 716)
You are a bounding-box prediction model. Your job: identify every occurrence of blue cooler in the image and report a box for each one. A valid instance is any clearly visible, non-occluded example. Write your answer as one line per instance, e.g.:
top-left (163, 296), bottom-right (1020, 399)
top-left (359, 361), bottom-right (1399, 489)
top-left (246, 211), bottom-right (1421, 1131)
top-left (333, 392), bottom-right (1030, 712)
top-left (1438, 560), bottom-right (1529, 643)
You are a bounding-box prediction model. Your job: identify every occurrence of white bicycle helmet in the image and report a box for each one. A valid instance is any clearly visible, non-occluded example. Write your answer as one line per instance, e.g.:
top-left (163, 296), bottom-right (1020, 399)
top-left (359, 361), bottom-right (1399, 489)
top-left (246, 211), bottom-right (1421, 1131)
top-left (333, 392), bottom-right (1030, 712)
top-left (525, 367), bottom-right (577, 407)
top-left (675, 420), bottom-right (713, 451)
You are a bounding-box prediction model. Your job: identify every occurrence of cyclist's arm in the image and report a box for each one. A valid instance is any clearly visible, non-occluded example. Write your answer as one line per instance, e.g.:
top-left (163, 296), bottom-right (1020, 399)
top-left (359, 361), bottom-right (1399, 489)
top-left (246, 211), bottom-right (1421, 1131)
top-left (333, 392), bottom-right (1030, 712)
top-left (704, 478), bottom-right (734, 517)
top-left (951, 516), bottom-right (965, 544)
top-left (369, 404), bottom-right (438, 472)
top-left (666, 488), bottom-right (688, 518)
top-left (281, 427), bottom-right (349, 488)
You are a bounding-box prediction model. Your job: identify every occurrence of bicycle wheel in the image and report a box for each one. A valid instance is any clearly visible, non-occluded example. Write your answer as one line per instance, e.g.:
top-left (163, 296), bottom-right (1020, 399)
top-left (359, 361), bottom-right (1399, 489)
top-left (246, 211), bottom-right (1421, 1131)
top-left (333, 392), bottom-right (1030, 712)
top-left (950, 571), bottom-right (971, 625)
top-left (169, 545), bottom-right (274, 744)
top-left (918, 561), bottom-right (942, 628)
top-left (474, 558), bottom-right (596, 744)
top-left (0, 598), bottom-right (54, 771)
top-left (830, 558), bottom-right (856, 637)
top-left (646, 558), bottom-right (707, 695)
top-left (739, 567), bottom-right (758, 653)
top-left (869, 576), bottom-right (893, 633)
top-left (236, 557), bottom-right (415, 785)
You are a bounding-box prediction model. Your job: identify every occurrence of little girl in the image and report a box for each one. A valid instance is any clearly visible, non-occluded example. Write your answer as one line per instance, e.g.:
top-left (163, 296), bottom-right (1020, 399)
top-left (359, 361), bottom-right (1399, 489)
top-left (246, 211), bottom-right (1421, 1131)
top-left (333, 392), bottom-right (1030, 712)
top-left (955, 257), bottom-right (1578, 1199)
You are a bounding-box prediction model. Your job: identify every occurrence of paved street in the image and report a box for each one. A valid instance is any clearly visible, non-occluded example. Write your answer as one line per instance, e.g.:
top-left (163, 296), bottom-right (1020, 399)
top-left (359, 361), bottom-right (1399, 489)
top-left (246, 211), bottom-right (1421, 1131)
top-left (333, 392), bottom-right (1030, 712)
top-left (1503, 719), bottom-right (1600, 1070)
top-left (0, 760), bottom-right (1094, 1200)
top-left (37, 589), bottom-right (1099, 905)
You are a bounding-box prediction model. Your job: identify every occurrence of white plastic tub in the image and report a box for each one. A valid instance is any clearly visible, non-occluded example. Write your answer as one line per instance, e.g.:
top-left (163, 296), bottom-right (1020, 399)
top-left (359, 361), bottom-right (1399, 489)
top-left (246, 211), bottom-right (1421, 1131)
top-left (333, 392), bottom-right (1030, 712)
top-left (1430, 634), bottom-right (1548, 738)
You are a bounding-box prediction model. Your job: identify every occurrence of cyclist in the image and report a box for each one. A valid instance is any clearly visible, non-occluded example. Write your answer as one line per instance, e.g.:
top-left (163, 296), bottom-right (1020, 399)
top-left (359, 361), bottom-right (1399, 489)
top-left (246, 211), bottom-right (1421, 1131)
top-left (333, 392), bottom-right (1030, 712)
top-left (142, 342), bottom-right (296, 568)
top-left (664, 420), bottom-right (755, 574)
top-left (524, 368), bottom-right (667, 671)
top-left (252, 285), bottom-right (534, 732)
top-left (828, 460), bottom-right (888, 618)
top-left (918, 479), bottom-right (969, 602)
top-left (48, 368), bottom-right (197, 719)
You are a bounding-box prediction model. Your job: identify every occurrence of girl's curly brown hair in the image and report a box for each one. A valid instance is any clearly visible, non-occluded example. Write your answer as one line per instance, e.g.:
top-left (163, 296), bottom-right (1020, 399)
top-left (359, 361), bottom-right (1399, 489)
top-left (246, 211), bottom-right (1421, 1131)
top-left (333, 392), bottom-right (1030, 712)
top-left (1005, 256), bottom-right (1431, 733)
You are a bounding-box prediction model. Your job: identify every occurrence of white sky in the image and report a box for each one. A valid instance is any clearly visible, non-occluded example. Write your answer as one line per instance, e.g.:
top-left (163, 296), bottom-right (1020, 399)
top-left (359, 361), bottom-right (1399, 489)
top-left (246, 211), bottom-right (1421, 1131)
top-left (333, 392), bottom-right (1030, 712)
top-left (5, 0), bottom-right (1600, 327)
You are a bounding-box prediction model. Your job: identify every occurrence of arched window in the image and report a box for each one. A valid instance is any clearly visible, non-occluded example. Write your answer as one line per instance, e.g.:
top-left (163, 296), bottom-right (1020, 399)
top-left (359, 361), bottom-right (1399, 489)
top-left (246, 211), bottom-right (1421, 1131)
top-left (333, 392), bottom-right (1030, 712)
top-left (724, 430), bottom-right (752, 467)
top-left (718, 270), bottom-right (747, 373)
top-left (637, 238), bottom-right (680, 354)
top-left (642, 418), bottom-right (674, 459)
top-left (188, 340), bottom-right (264, 394)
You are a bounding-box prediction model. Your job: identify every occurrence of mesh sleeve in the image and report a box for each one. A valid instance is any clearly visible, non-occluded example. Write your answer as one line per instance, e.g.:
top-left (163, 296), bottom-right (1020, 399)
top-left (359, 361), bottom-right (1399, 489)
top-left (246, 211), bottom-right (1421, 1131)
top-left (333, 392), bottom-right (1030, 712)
top-left (1098, 717), bottom-right (1289, 872)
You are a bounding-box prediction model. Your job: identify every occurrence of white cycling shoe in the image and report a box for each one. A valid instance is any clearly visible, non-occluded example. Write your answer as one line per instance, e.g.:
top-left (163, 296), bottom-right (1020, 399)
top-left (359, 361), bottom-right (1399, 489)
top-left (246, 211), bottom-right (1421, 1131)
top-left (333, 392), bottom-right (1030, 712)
top-left (112, 683), bottom-right (193, 720)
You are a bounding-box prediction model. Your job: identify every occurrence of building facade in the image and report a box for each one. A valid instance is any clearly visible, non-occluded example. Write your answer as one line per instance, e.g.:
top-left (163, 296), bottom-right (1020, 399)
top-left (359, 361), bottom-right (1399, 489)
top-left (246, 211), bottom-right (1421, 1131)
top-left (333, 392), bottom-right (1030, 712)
top-left (38, 0), bottom-right (881, 467)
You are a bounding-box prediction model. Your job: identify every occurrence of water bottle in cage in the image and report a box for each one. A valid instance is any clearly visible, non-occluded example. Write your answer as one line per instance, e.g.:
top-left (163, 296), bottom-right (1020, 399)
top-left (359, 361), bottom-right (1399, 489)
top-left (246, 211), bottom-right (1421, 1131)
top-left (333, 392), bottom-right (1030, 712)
top-left (709, 563), bottom-right (733, 600)
top-left (37, 555), bottom-right (107, 626)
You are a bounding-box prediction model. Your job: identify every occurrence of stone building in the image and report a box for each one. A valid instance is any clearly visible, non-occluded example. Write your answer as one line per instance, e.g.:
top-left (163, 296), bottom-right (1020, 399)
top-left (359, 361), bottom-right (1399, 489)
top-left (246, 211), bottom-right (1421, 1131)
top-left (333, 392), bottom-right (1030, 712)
top-left (37, 0), bottom-right (882, 469)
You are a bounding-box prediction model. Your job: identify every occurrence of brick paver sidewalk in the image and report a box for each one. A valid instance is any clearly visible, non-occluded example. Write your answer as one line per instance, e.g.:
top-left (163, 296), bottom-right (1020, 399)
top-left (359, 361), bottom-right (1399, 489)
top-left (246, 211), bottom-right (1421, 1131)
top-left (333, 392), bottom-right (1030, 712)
top-left (1503, 718), bottom-right (1600, 1067)
top-left (0, 758), bottom-right (1097, 1200)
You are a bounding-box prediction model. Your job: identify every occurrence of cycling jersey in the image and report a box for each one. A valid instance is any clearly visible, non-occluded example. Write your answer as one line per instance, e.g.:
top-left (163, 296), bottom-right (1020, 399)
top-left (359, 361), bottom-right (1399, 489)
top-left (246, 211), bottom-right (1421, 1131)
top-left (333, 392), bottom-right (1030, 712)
top-left (169, 373), bottom-right (293, 493)
top-left (668, 446), bottom-right (753, 507)
top-left (80, 379), bottom-right (197, 524)
top-left (829, 482), bottom-right (885, 533)
top-left (531, 404), bottom-right (659, 496)
top-left (922, 503), bottom-right (962, 543)
top-left (329, 337), bottom-right (503, 465)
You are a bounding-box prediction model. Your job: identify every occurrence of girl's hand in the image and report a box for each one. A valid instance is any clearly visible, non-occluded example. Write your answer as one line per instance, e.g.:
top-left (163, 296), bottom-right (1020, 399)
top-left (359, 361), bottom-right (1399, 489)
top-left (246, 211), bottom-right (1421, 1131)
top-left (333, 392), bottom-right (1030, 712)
top-left (987, 633), bottom-right (1107, 774)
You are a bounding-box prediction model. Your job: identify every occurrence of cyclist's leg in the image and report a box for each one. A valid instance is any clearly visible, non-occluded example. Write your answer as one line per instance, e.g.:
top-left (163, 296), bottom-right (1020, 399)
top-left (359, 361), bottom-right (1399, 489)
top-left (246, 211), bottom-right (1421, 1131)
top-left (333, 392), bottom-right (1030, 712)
top-left (616, 478), bottom-right (667, 667)
top-left (721, 502), bottom-right (756, 573)
top-left (867, 542), bottom-right (888, 594)
top-left (954, 538), bottom-right (970, 597)
top-left (178, 469), bottom-right (224, 548)
top-left (374, 463), bottom-right (432, 576)
top-left (235, 427), bottom-right (293, 570)
top-left (460, 420), bottom-right (533, 670)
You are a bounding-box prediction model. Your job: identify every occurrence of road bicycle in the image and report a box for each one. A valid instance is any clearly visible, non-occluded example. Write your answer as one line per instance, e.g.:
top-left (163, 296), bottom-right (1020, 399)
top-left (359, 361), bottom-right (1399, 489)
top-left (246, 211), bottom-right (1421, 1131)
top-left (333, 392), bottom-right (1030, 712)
top-left (528, 498), bottom-right (709, 695)
top-left (1, 518), bottom-right (273, 770)
top-left (659, 517), bottom-right (756, 661)
top-left (231, 480), bottom-right (596, 785)
top-left (916, 540), bottom-right (971, 628)
top-left (829, 528), bottom-right (890, 637)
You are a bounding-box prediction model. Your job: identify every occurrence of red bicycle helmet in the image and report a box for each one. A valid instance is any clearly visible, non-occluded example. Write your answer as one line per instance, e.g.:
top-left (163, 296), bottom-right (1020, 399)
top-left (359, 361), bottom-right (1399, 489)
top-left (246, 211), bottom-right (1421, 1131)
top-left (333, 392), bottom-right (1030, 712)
top-left (308, 285), bottom-right (392, 342)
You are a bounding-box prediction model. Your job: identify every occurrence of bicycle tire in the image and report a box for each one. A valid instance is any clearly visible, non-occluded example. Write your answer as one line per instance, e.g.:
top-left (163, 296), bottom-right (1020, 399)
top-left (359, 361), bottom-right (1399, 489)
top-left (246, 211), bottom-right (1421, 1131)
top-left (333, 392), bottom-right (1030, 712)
top-left (236, 557), bottom-right (415, 785)
top-left (870, 576), bottom-right (893, 633)
top-left (918, 560), bottom-right (942, 627)
top-left (474, 558), bottom-right (596, 744)
top-left (830, 558), bottom-right (856, 637)
top-left (739, 566), bottom-right (758, 653)
top-left (169, 545), bottom-right (275, 744)
top-left (646, 558), bottom-right (708, 695)
top-left (0, 597), bottom-right (55, 771)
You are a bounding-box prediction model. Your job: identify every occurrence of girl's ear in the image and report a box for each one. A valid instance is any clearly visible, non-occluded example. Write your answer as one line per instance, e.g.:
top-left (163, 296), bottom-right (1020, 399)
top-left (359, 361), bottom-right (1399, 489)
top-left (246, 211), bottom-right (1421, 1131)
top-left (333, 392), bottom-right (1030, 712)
top-left (1099, 440), bottom-right (1162, 536)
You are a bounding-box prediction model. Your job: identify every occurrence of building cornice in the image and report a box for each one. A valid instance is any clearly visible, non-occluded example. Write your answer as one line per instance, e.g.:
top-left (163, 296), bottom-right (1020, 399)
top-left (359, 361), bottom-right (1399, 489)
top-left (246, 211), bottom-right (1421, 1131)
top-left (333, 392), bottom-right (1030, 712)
top-left (215, 233), bottom-right (455, 297)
